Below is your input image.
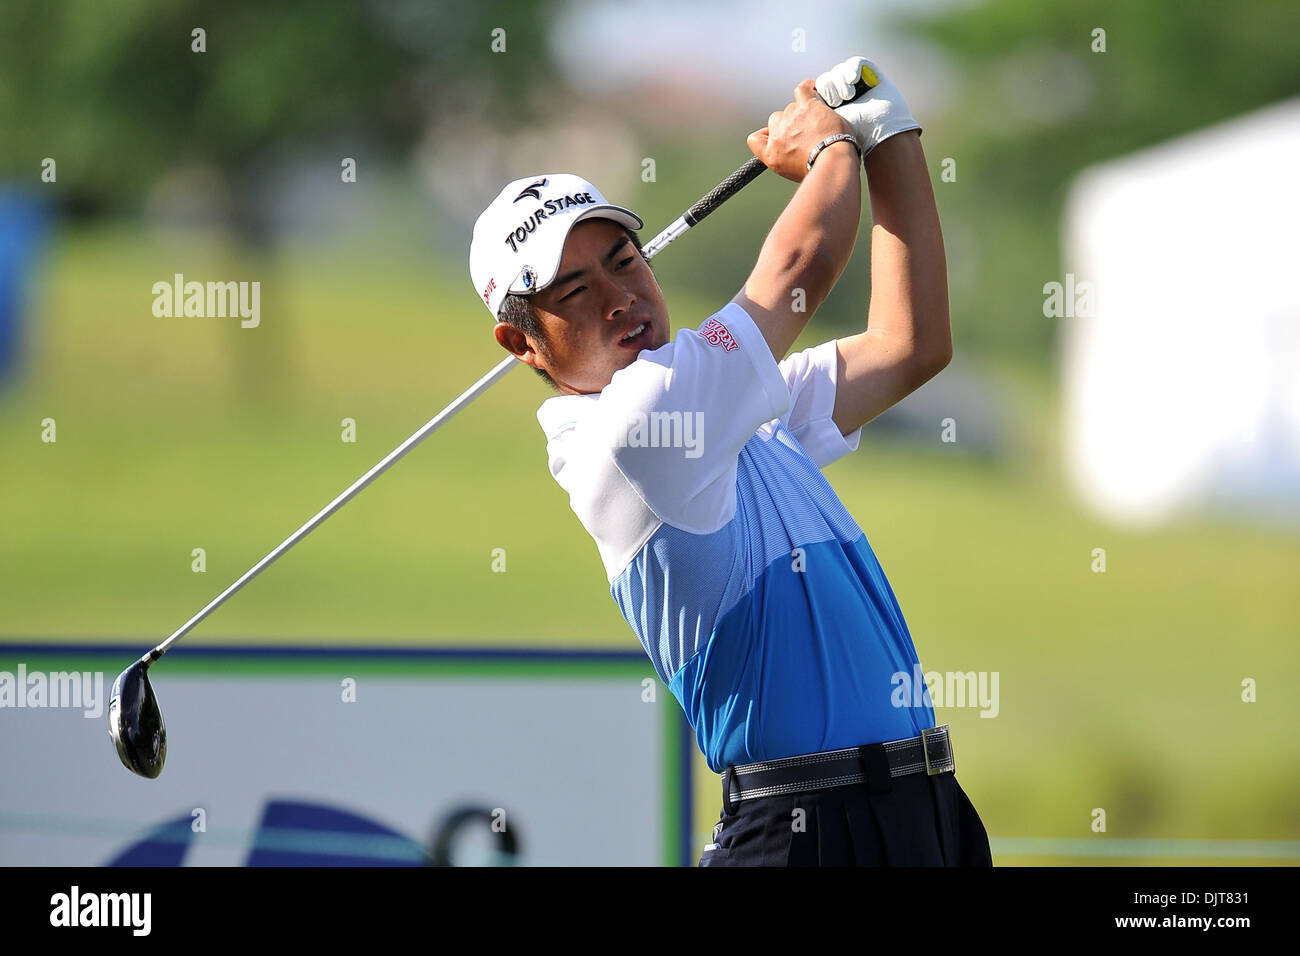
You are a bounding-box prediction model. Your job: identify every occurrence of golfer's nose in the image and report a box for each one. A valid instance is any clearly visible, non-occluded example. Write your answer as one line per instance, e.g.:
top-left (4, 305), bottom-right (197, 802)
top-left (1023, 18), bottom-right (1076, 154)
top-left (600, 275), bottom-right (634, 322)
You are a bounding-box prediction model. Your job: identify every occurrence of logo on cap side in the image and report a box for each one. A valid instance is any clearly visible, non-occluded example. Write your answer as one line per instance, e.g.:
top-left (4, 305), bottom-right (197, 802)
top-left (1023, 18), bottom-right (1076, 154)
top-left (514, 179), bottom-right (549, 203)
top-left (520, 266), bottom-right (537, 290)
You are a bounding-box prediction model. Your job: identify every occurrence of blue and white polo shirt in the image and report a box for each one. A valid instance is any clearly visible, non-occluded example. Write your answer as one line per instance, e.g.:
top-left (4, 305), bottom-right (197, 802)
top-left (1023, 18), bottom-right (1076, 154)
top-left (536, 302), bottom-right (935, 773)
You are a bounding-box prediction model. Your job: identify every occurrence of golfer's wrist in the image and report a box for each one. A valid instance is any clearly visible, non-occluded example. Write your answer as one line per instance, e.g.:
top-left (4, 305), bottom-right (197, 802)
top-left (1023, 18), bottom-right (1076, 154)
top-left (800, 137), bottom-right (859, 183)
top-left (863, 127), bottom-right (922, 175)
top-left (806, 133), bottom-right (862, 172)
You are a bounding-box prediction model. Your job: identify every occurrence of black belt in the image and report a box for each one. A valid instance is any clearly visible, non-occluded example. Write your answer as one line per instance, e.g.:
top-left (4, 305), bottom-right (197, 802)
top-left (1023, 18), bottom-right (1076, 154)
top-left (722, 725), bottom-right (955, 809)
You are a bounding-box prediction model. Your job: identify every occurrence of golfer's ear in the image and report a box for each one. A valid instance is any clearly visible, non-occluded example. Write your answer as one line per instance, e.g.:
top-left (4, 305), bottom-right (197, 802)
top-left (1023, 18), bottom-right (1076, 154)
top-left (494, 321), bottom-right (540, 367)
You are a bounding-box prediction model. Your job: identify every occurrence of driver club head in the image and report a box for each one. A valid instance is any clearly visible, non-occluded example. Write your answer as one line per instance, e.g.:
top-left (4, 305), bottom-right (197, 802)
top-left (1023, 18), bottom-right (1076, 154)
top-left (108, 658), bottom-right (167, 778)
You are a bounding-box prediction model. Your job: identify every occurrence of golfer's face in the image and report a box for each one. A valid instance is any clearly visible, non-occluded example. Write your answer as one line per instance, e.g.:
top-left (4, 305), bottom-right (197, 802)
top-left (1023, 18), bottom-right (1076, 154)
top-left (530, 219), bottom-right (668, 394)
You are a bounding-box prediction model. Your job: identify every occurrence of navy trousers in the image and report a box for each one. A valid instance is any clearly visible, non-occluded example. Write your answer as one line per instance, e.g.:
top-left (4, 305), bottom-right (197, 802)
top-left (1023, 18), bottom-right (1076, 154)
top-left (699, 769), bottom-right (993, 867)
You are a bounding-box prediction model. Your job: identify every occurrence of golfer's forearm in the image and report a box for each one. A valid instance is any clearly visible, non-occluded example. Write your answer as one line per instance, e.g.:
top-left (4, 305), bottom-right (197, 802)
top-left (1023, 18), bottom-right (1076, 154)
top-left (740, 145), bottom-right (861, 356)
top-left (863, 132), bottom-right (951, 362)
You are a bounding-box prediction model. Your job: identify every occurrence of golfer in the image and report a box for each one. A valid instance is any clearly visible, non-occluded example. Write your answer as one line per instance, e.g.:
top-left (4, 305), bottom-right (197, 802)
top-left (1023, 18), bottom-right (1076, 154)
top-left (470, 56), bottom-right (992, 867)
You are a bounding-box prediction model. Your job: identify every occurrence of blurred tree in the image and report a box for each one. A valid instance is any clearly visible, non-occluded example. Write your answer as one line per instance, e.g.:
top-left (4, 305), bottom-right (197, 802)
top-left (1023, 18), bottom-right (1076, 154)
top-left (0, 0), bottom-right (562, 233)
top-left (899, 0), bottom-right (1300, 359)
top-left (0, 0), bottom-right (563, 403)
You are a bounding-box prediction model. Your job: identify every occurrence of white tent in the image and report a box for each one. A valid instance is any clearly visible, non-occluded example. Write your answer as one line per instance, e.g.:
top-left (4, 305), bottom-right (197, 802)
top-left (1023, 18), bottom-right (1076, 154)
top-left (1061, 97), bottom-right (1300, 528)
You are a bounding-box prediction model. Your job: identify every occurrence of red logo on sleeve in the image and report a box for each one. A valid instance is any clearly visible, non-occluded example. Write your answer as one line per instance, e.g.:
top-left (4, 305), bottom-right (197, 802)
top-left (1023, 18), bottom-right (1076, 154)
top-left (700, 317), bottom-right (738, 351)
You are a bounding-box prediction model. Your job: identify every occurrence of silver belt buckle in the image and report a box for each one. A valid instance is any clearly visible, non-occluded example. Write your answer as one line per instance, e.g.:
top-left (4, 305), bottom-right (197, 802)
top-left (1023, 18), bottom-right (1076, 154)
top-left (920, 724), bottom-right (951, 775)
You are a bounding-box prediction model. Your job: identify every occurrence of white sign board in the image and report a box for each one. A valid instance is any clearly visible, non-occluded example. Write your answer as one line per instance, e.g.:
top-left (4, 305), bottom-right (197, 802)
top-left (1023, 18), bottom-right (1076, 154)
top-left (0, 647), bottom-right (691, 866)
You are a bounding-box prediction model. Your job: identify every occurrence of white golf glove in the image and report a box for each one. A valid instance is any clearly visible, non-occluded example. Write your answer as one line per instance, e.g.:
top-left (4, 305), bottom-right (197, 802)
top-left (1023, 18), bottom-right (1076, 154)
top-left (814, 56), bottom-right (920, 155)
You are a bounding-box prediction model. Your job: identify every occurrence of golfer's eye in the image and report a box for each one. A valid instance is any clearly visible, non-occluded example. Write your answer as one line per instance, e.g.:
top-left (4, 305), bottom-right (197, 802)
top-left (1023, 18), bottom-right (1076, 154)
top-left (560, 286), bottom-right (585, 302)
top-left (615, 256), bottom-right (635, 270)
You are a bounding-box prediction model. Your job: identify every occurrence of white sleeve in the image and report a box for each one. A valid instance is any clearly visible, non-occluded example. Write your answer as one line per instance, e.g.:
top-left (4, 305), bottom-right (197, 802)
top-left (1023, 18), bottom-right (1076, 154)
top-left (591, 301), bottom-right (791, 534)
top-left (777, 338), bottom-right (863, 468)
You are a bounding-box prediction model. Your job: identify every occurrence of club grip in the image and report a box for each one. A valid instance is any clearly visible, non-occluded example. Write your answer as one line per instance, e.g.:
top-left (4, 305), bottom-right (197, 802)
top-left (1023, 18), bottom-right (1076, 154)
top-left (680, 72), bottom-right (877, 228)
top-left (850, 68), bottom-right (877, 100)
top-left (683, 158), bottom-right (766, 227)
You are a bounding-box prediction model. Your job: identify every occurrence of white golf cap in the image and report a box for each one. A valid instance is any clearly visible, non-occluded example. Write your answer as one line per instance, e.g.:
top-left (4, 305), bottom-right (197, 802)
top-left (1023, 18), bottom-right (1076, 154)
top-left (469, 173), bottom-right (643, 320)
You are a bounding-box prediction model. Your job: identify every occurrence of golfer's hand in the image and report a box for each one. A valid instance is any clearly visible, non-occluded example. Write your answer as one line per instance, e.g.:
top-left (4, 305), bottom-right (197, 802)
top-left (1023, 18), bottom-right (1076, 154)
top-left (814, 56), bottom-right (920, 156)
top-left (746, 79), bottom-right (856, 183)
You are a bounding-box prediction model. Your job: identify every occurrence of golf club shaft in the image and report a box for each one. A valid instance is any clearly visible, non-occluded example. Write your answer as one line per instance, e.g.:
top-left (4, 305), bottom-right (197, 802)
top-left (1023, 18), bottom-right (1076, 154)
top-left (641, 157), bottom-right (767, 259)
top-left (147, 355), bottom-right (516, 661)
top-left (145, 158), bottom-right (774, 662)
top-left (641, 74), bottom-right (875, 259)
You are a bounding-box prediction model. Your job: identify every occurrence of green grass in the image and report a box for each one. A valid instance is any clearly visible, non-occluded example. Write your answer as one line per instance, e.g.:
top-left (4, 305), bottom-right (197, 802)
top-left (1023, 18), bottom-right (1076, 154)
top-left (2, 226), bottom-right (1297, 864)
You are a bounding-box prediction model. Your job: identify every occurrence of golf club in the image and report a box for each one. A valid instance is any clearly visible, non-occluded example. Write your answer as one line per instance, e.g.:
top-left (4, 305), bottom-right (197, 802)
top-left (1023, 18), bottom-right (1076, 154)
top-left (108, 74), bottom-right (878, 778)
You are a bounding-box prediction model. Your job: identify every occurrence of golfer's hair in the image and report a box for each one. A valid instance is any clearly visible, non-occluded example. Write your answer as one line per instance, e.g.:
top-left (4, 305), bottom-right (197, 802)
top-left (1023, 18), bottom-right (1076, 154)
top-left (499, 226), bottom-right (650, 391)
